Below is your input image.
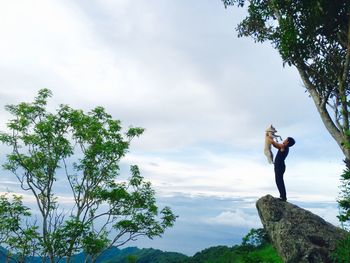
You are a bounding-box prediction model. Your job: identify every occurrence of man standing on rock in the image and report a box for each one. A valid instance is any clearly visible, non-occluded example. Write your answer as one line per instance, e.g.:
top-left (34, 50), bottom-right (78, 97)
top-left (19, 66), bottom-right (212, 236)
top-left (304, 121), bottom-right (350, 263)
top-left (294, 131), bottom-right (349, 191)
top-left (268, 137), bottom-right (295, 201)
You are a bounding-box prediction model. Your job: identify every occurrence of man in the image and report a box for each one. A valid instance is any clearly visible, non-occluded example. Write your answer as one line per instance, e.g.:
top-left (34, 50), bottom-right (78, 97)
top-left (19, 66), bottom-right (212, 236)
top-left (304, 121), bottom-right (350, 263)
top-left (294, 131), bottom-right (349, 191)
top-left (268, 136), bottom-right (295, 201)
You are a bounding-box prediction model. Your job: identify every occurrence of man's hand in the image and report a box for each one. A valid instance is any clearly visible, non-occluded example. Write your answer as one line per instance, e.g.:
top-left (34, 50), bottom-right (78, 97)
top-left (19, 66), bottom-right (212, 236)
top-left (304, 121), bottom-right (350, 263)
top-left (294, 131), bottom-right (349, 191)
top-left (269, 137), bottom-right (283, 150)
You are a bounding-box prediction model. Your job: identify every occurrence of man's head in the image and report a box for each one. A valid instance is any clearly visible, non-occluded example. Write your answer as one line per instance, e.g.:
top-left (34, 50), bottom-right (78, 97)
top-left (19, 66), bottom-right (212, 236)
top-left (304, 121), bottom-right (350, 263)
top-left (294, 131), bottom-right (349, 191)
top-left (286, 137), bottom-right (295, 147)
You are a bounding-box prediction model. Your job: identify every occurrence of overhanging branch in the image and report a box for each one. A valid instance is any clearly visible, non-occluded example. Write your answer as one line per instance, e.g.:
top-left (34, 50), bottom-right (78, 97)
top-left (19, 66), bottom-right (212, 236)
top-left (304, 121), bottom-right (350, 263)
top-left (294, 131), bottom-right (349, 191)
top-left (296, 65), bottom-right (343, 147)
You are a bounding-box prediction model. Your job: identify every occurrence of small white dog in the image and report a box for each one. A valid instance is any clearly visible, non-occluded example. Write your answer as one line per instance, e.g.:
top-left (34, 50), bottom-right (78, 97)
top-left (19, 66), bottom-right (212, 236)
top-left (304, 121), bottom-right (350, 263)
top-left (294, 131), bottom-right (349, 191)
top-left (264, 124), bottom-right (282, 164)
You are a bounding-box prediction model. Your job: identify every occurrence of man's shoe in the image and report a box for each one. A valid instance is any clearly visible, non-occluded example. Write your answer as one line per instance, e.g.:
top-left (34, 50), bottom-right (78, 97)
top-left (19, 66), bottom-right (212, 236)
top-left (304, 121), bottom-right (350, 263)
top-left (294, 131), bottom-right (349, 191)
top-left (278, 197), bottom-right (287, 202)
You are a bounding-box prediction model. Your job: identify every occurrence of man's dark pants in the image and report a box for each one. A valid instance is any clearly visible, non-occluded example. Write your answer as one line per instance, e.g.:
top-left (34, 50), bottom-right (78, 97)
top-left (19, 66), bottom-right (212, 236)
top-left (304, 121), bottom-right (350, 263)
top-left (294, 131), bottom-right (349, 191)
top-left (274, 164), bottom-right (286, 200)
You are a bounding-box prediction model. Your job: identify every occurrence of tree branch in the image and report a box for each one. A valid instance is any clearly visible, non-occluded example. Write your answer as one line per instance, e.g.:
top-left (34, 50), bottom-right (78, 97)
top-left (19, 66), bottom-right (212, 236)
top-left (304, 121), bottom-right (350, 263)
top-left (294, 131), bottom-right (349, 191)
top-left (297, 65), bottom-right (344, 148)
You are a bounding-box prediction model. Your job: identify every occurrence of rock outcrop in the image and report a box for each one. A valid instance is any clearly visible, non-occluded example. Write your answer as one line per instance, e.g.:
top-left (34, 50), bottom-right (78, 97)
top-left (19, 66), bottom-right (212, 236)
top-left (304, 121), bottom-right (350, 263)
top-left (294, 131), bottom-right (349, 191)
top-left (256, 195), bottom-right (348, 263)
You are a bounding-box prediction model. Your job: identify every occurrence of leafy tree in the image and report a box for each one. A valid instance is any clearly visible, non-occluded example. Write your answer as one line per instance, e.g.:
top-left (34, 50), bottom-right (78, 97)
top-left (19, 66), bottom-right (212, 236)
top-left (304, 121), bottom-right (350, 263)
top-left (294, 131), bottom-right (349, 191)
top-left (241, 228), bottom-right (269, 249)
top-left (0, 89), bottom-right (176, 263)
top-left (331, 231), bottom-right (350, 263)
top-left (338, 167), bottom-right (350, 227)
top-left (222, 0), bottom-right (350, 165)
top-left (0, 194), bottom-right (40, 263)
top-left (187, 240), bottom-right (282, 263)
top-left (222, 1), bottom-right (350, 258)
top-left (127, 255), bottom-right (137, 263)
top-left (333, 167), bottom-right (350, 262)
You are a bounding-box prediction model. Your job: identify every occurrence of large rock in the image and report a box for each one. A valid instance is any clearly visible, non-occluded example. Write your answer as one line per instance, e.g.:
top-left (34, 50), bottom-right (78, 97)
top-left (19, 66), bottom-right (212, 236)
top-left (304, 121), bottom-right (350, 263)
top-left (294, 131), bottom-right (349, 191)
top-left (256, 195), bottom-right (348, 263)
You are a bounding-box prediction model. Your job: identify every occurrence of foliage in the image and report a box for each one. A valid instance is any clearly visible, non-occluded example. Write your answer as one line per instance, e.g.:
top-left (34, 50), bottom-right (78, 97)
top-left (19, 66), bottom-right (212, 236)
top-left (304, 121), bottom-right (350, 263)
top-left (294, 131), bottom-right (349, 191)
top-left (188, 228), bottom-right (281, 263)
top-left (0, 194), bottom-right (40, 263)
top-left (237, 228), bottom-right (281, 263)
top-left (188, 244), bottom-right (282, 263)
top-left (222, 0), bottom-right (350, 164)
top-left (0, 228), bottom-right (282, 262)
top-left (334, 165), bottom-right (350, 262)
top-left (241, 228), bottom-right (269, 248)
top-left (127, 255), bottom-right (137, 263)
top-left (337, 167), bottom-right (350, 229)
top-left (188, 245), bottom-right (238, 263)
top-left (99, 247), bottom-right (188, 263)
top-left (331, 232), bottom-right (350, 263)
top-left (238, 244), bottom-right (283, 263)
top-left (221, 2), bottom-right (350, 258)
top-left (0, 89), bottom-right (176, 262)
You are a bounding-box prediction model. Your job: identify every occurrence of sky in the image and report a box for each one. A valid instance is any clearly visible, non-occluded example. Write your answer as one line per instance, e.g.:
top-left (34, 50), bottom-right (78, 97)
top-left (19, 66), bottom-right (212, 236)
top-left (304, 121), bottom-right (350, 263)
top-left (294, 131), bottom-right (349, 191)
top-left (0, 0), bottom-right (346, 256)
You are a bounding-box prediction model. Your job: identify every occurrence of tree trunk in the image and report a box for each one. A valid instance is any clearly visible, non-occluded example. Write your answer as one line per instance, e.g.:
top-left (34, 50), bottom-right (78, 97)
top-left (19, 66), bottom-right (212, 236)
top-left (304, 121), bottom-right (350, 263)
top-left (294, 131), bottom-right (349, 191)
top-left (84, 255), bottom-right (91, 263)
top-left (296, 67), bottom-right (350, 165)
top-left (343, 153), bottom-right (350, 169)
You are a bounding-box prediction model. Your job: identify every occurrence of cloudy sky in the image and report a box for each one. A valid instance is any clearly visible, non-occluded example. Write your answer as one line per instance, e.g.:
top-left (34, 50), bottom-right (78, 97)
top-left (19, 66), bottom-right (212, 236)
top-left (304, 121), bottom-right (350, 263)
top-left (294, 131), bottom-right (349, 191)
top-left (0, 0), bottom-right (345, 256)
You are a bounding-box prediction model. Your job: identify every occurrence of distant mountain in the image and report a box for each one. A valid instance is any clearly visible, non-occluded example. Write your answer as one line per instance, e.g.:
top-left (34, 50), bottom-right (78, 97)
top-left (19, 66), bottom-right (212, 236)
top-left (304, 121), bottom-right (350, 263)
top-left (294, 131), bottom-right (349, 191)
top-left (0, 247), bottom-right (9, 262)
top-left (0, 246), bottom-right (188, 263)
top-left (102, 247), bottom-right (188, 263)
top-left (187, 245), bottom-right (239, 263)
top-left (0, 240), bottom-right (282, 263)
top-left (100, 244), bottom-right (281, 263)
top-left (71, 247), bottom-right (141, 263)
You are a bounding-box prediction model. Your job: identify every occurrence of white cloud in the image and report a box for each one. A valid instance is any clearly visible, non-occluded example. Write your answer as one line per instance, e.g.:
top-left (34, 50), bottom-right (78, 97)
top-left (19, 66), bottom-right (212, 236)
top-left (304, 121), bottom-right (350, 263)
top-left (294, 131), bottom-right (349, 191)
top-left (122, 149), bottom-right (343, 203)
top-left (287, 160), bottom-right (343, 202)
top-left (0, 0), bottom-right (338, 158)
top-left (123, 152), bottom-right (272, 197)
top-left (206, 209), bottom-right (261, 228)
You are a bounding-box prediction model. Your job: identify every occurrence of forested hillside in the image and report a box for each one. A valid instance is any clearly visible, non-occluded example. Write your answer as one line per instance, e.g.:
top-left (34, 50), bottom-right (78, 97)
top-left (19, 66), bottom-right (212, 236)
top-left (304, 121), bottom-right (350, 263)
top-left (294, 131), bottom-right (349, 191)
top-left (0, 228), bottom-right (282, 262)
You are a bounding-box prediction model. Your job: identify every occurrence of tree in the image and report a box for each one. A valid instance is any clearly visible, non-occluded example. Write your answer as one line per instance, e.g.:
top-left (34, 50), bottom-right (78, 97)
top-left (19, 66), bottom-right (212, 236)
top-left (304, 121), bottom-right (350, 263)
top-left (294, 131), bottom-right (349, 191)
top-left (222, 1), bottom-right (350, 256)
top-left (222, 0), bottom-right (350, 165)
top-left (0, 89), bottom-right (176, 263)
top-left (0, 194), bottom-right (40, 263)
top-left (241, 228), bottom-right (269, 249)
top-left (333, 167), bottom-right (350, 262)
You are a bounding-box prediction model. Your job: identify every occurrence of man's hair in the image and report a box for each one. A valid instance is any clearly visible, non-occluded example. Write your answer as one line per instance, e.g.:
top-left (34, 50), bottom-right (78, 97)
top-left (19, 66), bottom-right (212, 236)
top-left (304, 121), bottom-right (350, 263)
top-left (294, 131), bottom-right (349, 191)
top-left (287, 137), bottom-right (295, 147)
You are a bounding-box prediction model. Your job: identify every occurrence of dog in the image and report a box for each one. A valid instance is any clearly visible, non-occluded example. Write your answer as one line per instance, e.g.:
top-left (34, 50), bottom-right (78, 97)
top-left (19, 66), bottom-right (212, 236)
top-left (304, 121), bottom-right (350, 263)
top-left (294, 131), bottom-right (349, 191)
top-left (264, 124), bottom-right (282, 164)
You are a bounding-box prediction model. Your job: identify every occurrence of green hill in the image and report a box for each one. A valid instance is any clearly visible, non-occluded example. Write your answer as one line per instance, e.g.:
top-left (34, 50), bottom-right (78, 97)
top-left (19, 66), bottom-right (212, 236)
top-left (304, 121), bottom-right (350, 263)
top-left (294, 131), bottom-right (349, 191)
top-left (101, 244), bottom-right (282, 263)
top-left (103, 247), bottom-right (188, 263)
top-left (1, 244), bottom-right (282, 263)
top-left (187, 244), bottom-right (282, 263)
top-left (0, 228), bottom-right (283, 262)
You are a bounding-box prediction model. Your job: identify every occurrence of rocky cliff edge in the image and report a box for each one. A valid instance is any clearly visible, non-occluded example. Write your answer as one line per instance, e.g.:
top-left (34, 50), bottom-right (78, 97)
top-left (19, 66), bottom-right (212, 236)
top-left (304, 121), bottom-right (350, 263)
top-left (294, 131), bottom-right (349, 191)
top-left (256, 195), bottom-right (348, 263)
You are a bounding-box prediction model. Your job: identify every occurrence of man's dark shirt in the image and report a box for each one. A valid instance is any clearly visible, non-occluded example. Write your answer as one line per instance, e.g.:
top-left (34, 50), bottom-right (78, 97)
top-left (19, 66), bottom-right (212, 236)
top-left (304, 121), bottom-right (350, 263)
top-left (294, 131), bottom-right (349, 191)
top-left (274, 147), bottom-right (289, 170)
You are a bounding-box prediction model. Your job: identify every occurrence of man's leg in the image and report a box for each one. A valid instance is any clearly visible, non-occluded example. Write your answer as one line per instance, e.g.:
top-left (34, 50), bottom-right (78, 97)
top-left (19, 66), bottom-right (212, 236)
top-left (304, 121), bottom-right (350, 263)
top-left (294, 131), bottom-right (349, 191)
top-left (275, 168), bottom-right (287, 201)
